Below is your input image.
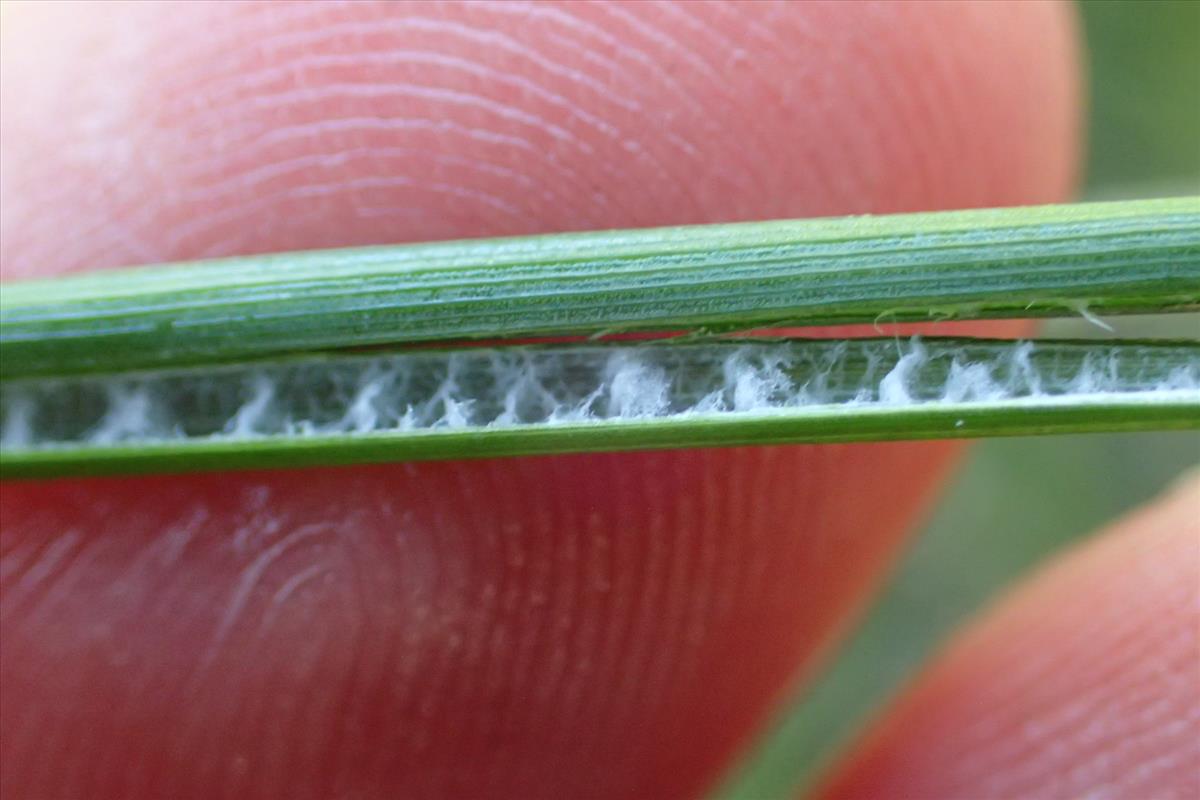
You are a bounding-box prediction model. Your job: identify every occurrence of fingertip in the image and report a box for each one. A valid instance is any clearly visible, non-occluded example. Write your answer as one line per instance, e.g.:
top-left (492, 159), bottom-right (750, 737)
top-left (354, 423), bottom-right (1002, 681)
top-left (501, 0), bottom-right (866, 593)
top-left (818, 475), bottom-right (1200, 799)
top-left (1, 3), bottom-right (1087, 798)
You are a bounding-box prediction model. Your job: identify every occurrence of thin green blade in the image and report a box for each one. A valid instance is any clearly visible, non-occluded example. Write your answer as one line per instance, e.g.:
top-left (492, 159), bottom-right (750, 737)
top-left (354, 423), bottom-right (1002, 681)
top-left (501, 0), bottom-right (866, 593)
top-left (3, 198), bottom-right (1198, 377)
top-left (3, 337), bottom-right (1197, 478)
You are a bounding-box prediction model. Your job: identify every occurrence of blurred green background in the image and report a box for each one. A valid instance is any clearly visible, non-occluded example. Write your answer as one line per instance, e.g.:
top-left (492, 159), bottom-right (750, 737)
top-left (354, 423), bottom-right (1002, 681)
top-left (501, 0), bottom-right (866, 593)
top-left (724, 2), bottom-right (1200, 796)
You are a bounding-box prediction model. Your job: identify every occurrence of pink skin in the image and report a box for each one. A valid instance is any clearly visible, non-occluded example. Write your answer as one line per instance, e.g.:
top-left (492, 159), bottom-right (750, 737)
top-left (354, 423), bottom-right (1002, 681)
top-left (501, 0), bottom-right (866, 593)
top-left (0, 2), bottom-right (1097, 799)
top-left (819, 475), bottom-right (1200, 800)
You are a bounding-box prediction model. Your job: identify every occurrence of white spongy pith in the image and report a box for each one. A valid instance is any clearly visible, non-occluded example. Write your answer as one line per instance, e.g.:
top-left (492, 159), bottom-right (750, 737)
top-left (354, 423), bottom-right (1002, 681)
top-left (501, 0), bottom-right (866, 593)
top-left (2, 337), bottom-right (1197, 449)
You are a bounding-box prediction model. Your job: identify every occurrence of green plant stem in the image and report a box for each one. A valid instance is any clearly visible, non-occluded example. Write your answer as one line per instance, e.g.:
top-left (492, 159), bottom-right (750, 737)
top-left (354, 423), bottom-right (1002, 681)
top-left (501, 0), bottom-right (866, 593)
top-left (3, 337), bottom-right (1197, 478)
top-left (3, 198), bottom-right (1198, 377)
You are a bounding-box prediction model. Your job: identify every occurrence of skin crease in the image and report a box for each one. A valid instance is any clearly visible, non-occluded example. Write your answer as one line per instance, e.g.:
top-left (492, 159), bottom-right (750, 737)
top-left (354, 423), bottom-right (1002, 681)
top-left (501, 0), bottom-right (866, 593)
top-left (817, 475), bottom-right (1200, 800)
top-left (0, 2), bottom-right (1082, 798)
